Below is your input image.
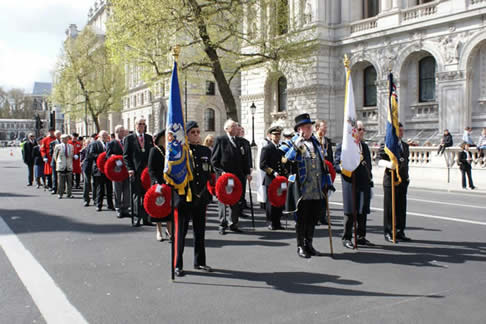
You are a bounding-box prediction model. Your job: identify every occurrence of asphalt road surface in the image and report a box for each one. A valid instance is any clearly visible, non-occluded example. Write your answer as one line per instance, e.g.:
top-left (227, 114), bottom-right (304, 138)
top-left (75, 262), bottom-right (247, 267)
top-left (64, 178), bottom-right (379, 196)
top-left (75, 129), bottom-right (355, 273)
top-left (1, 150), bottom-right (485, 324)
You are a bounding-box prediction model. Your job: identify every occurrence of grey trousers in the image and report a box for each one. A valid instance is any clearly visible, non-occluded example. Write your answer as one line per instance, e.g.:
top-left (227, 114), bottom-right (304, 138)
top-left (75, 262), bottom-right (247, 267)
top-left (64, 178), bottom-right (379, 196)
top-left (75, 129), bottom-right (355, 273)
top-left (58, 171), bottom-right (72, 197)
top-left (114, 179), bottom-right (130, 212)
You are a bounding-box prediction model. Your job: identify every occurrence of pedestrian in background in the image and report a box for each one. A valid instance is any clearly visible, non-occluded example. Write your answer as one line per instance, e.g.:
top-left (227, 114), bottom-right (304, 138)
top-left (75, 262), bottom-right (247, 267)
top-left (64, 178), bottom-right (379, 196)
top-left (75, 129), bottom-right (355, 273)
top-left (22, 133), bottom-right (36, 186)
top-left (33, 139), bottom-right (45, 189)
top-left (203, 134), bottom-right (214, 150)
top-left (477, 128), bottom-right (486, 166)
top-left (437, 129), bottom-right (453, 155)
top-left (458, 142), bottom-right (476, 190)
top-left (462, 127), bottom-right (475, 147)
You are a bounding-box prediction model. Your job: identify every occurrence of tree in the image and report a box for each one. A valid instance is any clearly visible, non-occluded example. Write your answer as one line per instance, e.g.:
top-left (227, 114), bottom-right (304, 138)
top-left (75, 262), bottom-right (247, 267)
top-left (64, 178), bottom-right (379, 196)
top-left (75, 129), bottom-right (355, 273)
top-left (52, 28), bottom-right (125, 132)
top-left (0, 87), bottom-right (34, 119)
top-left (106, 0), bottom-right (316, 121)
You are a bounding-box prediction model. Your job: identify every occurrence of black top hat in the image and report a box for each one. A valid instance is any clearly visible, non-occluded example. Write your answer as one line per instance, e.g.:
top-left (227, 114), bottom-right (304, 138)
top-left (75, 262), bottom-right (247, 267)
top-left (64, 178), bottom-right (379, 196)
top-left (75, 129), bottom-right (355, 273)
top-left (294, 113), bottom-right (315, 131)
top-left (267, 126), bottom-right (282, 135)
top-left (186, 121), bottom-right (199, 134)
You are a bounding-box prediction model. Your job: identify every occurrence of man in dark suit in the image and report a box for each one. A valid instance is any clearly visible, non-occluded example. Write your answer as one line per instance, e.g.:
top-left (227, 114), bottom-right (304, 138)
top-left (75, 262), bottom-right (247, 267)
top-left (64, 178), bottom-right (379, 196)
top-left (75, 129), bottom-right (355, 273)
top-left (107, 125), bottom-right (130, 218)
top-left (379, 123), bottom-right (412, 242)
top-left (237, 124), bottom-right (252, 213)
top-left (123, 118), bottom-right (154, 226)
top-left (260, 126), bottom-right (286, 230)
top-left (23, 133), bottom-right (36, 186)
top-left (211, 119), bottom-right (251, 234)
top-left (315, 120), bottom-right (333, 225)
top-left (334, 121), bottom-right (374, 249)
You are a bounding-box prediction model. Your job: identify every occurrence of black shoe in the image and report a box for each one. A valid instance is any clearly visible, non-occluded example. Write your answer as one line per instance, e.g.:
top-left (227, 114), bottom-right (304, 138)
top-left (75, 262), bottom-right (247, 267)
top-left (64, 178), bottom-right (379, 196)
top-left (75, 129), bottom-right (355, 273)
top-left (143, 221), bottom-right (156, 226)
top-left (470, 186), bottom-right (476, 190)
top-left (96, 206), bottom-right (102, 212)
top-left (229, 226), bottom-right (243, 233)
top-left (194, 265), bottom-right (212, 272)
top-left (396, 232), bottom-right (412, 242)
top-left (175, 268), bottom-right (185, 277)
top-left (384, 233), bottom-right (394, 243)
top-left (218, 228), bottom-right (226, 235)
top-left (27, 183), bottom-right (33, 186)
top-left (268, 225), bottom-right (275, 230)
top-left (342, 240), bottom-right (354, 249)
top-left (297, 246), bottom-right (310, 258)
top-left (67, 195), bottom-right (72, 198)
top-left (83, 201), bottom-right (90, 207)
top-left (116, 212), bottom-right (123, 218)
top-left (357, 237), bottom-right (375, 246)
top-left (107, 205), bottom-right (115, 211)
top-left (58, 195), bottom-right (62, 199)
top-left (132, 217), bottom-right (141, 227)
top-left (51, 191), bottom-right (57, 195)
top-left (306, 245), bottom-right (323, 256)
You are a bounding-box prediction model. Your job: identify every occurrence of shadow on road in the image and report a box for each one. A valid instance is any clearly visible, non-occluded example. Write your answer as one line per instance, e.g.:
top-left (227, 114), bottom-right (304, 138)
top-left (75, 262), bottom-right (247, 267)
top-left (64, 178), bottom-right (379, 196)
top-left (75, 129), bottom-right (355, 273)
top-left (178, 269), bottom-right (442, 298)
top-left (0, 192), bottom-right (35, 198)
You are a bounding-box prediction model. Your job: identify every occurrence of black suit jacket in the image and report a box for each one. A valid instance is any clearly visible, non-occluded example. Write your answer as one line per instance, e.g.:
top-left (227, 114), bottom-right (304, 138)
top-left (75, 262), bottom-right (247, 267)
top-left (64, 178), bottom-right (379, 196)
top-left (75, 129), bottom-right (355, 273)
top-left (211, 135), bottom-right (249, 177)
top-left (259, 142), bottom-right (285, 186)
top-left (458, 151), bottom-right (472, 171)
top-left (317, 136), bottom-right (334, 164)
top-left (123, 133), bottom-right (154, 174)
top-left (23, 140), bottom-right (36, 164)
top-left (106, 139), bottom-right (124, 158)
top-left (334, 141), bottom-right (373, 190)
top-left (87, 140), bottom-right (106, 176)
top-left (238, 136), bottom-right (252, 173)
top-left (379, 141), bottom-right (410, 186)
top-left (148, 145), bottom-right (165, 185)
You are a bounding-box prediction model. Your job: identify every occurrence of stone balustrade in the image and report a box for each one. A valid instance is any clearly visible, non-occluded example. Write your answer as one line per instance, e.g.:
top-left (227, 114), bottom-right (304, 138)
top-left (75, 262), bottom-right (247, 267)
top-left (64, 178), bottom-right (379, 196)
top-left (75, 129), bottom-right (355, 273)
top-left (350, 17), bottom-right (378, 34)
top-left (401, 1), bottom-right (438, 22)
top-left (470, 0), bottom-right (486, 6)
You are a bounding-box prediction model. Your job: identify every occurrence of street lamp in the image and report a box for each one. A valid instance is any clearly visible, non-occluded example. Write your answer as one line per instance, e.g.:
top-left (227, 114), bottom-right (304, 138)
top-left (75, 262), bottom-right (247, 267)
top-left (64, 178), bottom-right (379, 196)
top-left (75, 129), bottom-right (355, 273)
top-left (250, 102), bottom-right (257, 147)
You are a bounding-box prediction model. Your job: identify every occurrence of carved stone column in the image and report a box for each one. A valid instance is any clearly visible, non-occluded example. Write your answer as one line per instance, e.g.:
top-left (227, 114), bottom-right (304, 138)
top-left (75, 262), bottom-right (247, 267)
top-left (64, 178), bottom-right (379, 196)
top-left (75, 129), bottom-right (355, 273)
top-left (436, 71), bottom-right (467, 135)
top-left (376, 79), bottom-right (389, 137)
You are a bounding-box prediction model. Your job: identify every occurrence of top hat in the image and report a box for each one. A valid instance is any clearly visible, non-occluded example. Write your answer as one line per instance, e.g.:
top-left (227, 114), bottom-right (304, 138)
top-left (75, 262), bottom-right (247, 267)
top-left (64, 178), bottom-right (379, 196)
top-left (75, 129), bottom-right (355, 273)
top-left (294, 113), bottom-right (315, 131)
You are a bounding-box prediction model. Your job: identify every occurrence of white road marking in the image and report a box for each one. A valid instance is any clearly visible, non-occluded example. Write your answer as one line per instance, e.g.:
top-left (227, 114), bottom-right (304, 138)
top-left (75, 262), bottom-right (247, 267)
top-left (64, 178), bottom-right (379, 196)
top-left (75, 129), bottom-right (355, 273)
top-left (373, 194), bottom-right (486, 210)
top-left (329, 202), bottom-right (486, 226)
top-left (0, 217), bottom-right (88, 324)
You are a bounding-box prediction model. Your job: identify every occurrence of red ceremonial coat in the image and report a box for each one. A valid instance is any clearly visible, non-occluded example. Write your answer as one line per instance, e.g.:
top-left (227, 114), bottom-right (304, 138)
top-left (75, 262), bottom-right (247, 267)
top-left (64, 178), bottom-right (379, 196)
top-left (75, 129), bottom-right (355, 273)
top-left (40, 135), bottom-right (56, 175)
top-left (69, 140), bottom-right (82, 174)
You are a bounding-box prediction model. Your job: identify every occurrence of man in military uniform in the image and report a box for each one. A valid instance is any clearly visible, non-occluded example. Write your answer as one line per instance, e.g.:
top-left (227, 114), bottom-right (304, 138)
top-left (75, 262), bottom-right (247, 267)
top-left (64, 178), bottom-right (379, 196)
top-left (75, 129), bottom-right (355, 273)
top-left (379, 123), bottom-right (411, 242)
top-left (280, 114), bottom-right (332, 258)
top-left (69, 133), bottom-right (83, 189)
top-left (260, 126), bottom-right (286, 230)
top-left (315, 120), bottom-right (333, 226)
top-left (334, 121), bottom-right (374, 249)
top-left (173, 121), bottom-right (214, 277)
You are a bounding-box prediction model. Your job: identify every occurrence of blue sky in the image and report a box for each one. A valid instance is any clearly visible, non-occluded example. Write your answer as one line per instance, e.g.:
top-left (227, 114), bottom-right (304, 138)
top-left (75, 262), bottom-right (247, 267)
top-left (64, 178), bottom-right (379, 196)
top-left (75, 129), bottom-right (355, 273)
top-left (0, 0), bottom-right (94, 92)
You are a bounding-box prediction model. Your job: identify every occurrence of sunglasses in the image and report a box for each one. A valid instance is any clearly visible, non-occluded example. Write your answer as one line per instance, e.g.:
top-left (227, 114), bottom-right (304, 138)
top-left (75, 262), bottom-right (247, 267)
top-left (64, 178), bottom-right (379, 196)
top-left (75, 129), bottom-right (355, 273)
top-left (358, 128), bottom-right (366, 131)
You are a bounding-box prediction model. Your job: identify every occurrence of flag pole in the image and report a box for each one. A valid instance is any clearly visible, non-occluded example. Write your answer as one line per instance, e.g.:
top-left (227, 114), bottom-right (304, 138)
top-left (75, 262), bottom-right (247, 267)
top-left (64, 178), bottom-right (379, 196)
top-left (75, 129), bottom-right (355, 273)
top-left (324, 191), bottom-right (334, 257)
top-left (391, 170), bottom-right (397, 244)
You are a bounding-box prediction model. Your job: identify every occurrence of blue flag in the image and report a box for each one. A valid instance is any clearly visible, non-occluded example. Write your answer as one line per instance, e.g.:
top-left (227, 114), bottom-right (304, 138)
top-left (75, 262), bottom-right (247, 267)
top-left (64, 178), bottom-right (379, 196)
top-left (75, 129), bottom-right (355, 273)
top-left (164, 61), bottom-right (193, 198)
top-left (385, 72), bottom-right (402, 184)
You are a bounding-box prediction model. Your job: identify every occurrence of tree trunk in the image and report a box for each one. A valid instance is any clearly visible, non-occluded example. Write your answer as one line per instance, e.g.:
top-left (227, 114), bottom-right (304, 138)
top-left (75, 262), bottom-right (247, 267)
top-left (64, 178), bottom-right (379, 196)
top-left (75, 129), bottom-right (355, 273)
top-left (187, 0), bottom-right (238, 122)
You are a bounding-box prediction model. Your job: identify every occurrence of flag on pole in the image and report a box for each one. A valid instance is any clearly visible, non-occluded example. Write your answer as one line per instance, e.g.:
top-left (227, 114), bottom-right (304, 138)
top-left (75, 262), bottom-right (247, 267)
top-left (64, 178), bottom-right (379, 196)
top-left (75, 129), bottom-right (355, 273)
top-left (384, 72), bottom-right (402, 184)
top-left (164, 60), bottom-right (193, 199)
top-left (340, 55), bottom-right (361, 177)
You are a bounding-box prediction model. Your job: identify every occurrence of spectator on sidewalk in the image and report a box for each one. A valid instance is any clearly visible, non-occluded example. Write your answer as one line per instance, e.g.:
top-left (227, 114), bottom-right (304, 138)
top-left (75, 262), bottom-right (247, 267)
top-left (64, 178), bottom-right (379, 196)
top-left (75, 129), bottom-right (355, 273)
top-left (437, 129), bottom-right (453, 155)
top-left (462, 127), bottom-right (475, 147)
top-left (477, 128), bottom-right (486, 166)
top-left (22, 133), bottom-right (36, 186)
top-left (458, 142), bottom-right (475, 190)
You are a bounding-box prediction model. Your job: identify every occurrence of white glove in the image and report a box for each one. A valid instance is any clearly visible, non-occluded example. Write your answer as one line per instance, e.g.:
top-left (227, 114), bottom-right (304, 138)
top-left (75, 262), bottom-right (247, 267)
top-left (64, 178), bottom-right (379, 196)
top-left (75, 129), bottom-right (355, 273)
top-left (273, 172), bottom-right (279, 178)
top-left (378, 160), bottom-right (394, 169)
top-left (115, 160), bottom-right (123, 167)
top-left (155, 184), bottom-right (163, 193)
top-left (226, 178), bottom-right (234, 194)
top-left (294, 135), bottom-right (304, 147)
top-left (74, 155), bottom-right (79, 160)
top-left (43, 157), bottom-right (48, 162)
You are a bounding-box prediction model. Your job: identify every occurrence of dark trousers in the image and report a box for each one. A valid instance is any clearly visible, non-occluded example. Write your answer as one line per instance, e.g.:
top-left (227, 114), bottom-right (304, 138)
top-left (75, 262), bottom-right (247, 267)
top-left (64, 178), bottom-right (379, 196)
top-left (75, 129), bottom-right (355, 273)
top-left (343, 213), bottom-right (368, 240)
top-left (26, 162), bottom-right (34, 185)
top-left (46, 174), bottom-right (52, 189)
top-left (383, 183), bottom-right (408, 236)
top-left (295, 199), bottom-right (321, 248)
top-left (218, 175), bottom-right (244, 229)
top-left (52, 168), bottom-right (58, 193)
top-left (114, 179), bottom-right (130, 213)
top-left (130, 176), bottom-right (148, 223)
top-left (265, 186), bottom-right (283, 227)
top-left (461, 168), bottom-right (474, 188)
top-left (94, 175), bottom-right (113, 208)
top-left (83, 172), bottom-right (96, 203)
top-left (319, 198), bottom-right (329, 224)
top-left (72, 173), bottom-right (81, 188)
top-left (174, 202), bottom-right (208, 270)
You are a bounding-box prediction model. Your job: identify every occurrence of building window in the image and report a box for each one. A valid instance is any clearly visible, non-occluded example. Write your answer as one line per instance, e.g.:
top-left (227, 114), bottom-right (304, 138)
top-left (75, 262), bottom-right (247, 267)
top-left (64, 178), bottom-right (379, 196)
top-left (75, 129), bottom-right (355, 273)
top-left (364, 66), bottom-right (377, 107)
top-left (363, 0), bottom-right (379, 18)
top-left (204, 108), bottom-right (215, 132)
top-left (140, 93), bottom-right (144, 105)
top-left (277, 76), bottom-right (287, 112)
top-left (419, 56), bottom-right (436, 102)
top-left (276, 0), bottom-right (289, 35)
top-left (206, 81), bottom-right (215, 96)
top-left (416, 0), bottom-right (433, 4)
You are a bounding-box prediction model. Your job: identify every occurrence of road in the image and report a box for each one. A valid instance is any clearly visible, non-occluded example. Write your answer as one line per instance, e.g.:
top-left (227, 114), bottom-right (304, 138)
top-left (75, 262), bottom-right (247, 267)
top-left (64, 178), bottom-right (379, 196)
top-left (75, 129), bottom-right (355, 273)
top-left (1, 149), bottom-right (485, 324)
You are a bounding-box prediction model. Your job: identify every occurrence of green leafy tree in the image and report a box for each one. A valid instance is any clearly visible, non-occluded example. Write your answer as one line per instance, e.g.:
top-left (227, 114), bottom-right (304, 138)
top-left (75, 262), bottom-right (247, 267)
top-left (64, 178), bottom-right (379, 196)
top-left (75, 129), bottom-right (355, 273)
top-left (106, 0), bottom-right (316, 121)
top-left (52, 28), bottom-right (125, 132)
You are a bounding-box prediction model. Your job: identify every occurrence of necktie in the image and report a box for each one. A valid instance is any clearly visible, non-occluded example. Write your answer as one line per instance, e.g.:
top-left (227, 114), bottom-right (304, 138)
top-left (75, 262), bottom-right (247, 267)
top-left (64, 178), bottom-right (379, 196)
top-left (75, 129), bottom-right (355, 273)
top-left (65, 144), bottom-right (68, 157)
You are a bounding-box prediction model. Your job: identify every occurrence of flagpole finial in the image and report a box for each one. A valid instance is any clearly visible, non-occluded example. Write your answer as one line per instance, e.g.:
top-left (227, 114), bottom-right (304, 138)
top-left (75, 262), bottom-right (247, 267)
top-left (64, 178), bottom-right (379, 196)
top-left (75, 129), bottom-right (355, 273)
top-left (172, 45), bottom-right (181, 61)
top-left (343, 54), bottom-right (350, 69)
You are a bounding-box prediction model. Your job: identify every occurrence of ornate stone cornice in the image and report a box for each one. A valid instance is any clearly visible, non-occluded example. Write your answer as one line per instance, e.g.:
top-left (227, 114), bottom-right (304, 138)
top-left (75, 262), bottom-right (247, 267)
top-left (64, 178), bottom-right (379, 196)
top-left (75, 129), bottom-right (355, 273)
top-left (240, 93), bottom-right (265, 102)
top-left (436, 71), bottom-right (465, 81)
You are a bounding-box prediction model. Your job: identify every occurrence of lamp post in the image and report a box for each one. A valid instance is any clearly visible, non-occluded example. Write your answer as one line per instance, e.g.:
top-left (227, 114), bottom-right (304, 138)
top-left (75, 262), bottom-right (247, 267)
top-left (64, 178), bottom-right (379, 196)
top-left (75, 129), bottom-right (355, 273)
top-left (250, 102), bottom-right (257, 147)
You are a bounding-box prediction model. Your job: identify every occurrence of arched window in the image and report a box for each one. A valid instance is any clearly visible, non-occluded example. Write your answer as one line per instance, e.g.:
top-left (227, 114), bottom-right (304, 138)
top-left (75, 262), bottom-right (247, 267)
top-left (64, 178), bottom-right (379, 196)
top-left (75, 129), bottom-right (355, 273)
top-left (363, 0), bottom-right (379, 18)
top-left (419, 56), bottom-right (436, 102)
top-left (363, 66), bottom-right (377, 107)
top-left (204, 108), bottom-right (215, 132)
top-left (277, 76), bottom-right (287, 112)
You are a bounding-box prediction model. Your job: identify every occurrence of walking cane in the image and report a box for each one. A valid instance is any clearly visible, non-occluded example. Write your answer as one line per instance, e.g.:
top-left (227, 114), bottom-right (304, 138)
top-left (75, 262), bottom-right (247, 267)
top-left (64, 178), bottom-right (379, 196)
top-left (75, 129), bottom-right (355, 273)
top-left (324, 191), bottom-right (334, 257)
top-left (248, 178), bottom-right (255, 229)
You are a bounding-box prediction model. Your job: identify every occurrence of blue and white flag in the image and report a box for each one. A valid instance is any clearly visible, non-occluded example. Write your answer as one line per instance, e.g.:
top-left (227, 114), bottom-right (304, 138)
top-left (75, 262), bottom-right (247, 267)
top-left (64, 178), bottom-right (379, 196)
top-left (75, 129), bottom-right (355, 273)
top-left (164, 61), bottom-right (193, 198)
top-left (384, 72), bottom-right (402, 184)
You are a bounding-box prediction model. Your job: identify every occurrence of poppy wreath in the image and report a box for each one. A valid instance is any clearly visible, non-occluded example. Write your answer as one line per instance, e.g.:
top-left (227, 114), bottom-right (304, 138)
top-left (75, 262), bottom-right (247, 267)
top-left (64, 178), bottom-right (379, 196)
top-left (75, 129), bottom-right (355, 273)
top-left (96, 152), bottom-right (107, 174)
top-left (206, 173), bottom-right (216, 196)
top-left (268, 176), bottom-right (288, 208)
top-left (215, 173), bottom-right (242, 206)
top-left (104, 155), bottom-right (128, 182)
top-left (141, 167), bottom-right (151, 191)
top-left (144, 184), bottom-right (172, 219)
top-left (325, 160), bottom-right (336, 183)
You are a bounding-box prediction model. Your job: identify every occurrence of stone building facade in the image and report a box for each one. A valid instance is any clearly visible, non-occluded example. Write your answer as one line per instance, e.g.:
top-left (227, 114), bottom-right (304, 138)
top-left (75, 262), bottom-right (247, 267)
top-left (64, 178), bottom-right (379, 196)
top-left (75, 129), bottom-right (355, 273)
top-left (240, 0), bottom-right (486, 144)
